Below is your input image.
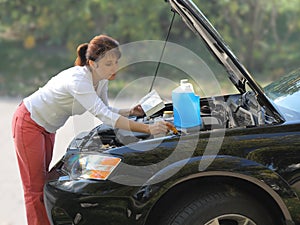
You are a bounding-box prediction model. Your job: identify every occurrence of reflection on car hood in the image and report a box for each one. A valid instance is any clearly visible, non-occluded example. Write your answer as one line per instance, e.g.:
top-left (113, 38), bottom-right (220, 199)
top-left (167, 0), bottom-right (284, 123)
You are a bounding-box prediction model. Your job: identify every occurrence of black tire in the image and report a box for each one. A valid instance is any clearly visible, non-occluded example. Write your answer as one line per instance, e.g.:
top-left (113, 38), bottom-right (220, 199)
top-left (158, 190), bottom-right (278, 225)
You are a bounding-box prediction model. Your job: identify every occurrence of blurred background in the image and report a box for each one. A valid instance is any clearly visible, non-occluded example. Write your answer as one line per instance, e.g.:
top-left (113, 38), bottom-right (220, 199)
top-left (1, 0), bottom-right (300, 98)
top-left (1, 0), bottom-right (300, 224)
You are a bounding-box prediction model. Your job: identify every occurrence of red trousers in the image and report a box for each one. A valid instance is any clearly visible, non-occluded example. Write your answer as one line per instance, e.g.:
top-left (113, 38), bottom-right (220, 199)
top-left (12, 102), bottom-right (55, 225)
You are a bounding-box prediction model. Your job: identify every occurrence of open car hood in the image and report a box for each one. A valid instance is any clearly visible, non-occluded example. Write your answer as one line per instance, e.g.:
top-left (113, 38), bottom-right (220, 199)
top-left (168, 0), bottom-right (285, 123)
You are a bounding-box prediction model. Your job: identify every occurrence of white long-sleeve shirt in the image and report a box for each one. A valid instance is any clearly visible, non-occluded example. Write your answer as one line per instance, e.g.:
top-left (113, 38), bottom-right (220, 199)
top-left (23, 66), bottom-right (120, 133)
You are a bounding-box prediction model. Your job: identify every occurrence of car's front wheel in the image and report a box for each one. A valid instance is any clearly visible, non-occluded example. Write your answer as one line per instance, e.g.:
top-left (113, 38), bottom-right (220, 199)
top-left (158, 190), bottom-right (279, 225)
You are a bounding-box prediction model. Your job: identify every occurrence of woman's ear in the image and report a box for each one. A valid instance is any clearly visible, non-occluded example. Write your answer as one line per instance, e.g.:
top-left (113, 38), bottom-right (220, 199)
top-left (90, 60), bottom-right (98, 69)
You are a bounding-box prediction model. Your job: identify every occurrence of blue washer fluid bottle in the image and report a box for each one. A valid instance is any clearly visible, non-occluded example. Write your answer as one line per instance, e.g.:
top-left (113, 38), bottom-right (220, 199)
top-left (172, 79), bottom-right (202, 129)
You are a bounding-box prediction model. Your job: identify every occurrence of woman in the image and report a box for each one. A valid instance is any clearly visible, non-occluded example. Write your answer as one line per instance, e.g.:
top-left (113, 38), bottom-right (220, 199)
top-left (12, 34), bottom-right (172, 225)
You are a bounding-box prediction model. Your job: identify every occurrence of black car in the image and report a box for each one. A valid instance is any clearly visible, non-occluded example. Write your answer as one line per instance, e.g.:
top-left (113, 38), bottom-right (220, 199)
top-left (44, 0), bottom-right (300, 224)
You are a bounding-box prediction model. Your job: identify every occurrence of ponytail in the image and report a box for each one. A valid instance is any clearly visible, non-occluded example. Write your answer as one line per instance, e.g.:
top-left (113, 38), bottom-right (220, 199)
top-left (74, 43), bottom-right (88, 66)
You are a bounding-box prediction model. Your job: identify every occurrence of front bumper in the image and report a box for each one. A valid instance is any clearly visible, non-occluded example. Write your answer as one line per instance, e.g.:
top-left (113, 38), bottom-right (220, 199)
top-left (44, 179), bottom-right (148, 225)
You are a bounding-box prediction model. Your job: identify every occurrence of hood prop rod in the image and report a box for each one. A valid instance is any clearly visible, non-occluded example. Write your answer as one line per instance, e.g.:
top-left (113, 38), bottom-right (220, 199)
top-left (149, 10), bottom-right (176, 92)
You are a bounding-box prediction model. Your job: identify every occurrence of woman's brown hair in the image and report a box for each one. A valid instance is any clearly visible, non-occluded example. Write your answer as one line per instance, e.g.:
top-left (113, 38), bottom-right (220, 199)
top-left (74, 35), bottom-right (121, 66)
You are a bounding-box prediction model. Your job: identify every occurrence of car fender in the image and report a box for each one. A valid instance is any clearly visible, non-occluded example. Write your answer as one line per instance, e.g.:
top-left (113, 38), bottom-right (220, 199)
top-left (141, 155), bottom-right (296, 223)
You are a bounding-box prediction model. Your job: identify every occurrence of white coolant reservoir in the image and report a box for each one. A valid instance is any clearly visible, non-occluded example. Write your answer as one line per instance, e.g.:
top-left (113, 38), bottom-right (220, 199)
top-left (172, 79), bottom-right (202, 129)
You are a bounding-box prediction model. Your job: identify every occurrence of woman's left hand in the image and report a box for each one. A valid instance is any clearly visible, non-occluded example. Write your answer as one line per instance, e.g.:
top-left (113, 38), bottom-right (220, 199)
top-left (130, 104), bottom-right (145, 117)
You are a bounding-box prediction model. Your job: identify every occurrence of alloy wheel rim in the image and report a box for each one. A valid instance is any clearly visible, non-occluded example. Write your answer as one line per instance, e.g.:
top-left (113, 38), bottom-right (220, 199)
top-left (204, 214), bottom-right (256, 225)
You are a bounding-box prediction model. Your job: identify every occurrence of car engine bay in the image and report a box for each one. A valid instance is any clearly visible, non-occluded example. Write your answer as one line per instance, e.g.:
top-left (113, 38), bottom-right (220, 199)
top-left (67, 91), bottom-right (278, 152)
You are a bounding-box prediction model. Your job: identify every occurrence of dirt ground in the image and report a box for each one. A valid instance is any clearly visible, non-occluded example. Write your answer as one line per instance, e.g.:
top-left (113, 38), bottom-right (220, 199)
top-left (0, 97), bottom-right (131, 225)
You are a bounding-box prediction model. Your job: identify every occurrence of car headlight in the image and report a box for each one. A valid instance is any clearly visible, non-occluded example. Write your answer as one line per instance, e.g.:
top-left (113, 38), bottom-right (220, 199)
top-left (65, 154), bottom-right (121, 180)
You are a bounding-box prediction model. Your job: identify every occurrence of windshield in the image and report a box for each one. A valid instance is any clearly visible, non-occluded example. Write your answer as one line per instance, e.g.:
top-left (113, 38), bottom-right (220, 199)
top-left (264, 69), bottom-right (300, 121)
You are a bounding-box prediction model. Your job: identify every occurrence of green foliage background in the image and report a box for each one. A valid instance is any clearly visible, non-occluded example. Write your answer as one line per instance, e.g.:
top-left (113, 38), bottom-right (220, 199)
top-left (1, 0), bottom-right (300, 97)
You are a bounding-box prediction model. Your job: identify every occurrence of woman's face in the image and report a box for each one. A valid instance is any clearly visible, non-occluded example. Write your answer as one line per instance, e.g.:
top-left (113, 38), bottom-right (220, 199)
top-left (92, 52), bottom-right (119, 81)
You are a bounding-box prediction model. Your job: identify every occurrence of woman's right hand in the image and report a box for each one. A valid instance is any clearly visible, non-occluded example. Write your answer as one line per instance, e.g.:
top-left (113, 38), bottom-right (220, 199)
top-left (149, 121), bottom-right (176, 135)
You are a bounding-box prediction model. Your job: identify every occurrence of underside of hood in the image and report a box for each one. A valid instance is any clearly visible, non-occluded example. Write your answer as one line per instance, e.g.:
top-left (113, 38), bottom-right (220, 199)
top-left (167, 0), bottom-right (284, 123)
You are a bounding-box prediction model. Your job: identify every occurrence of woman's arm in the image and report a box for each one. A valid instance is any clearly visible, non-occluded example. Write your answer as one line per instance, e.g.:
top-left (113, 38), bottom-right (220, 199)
top-left (97, 80), bottom-right (144, 117)
top-left (114, 116), bottom-right (171, 135)
top-left (118, 105), bottom-right (145, 117)
top-left (117, 108), bottom-right (131, 117)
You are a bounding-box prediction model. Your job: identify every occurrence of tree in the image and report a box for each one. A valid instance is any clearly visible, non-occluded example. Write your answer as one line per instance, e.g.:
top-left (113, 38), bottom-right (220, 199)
top-left (1, 0), bottom-right (300, 96)
top-left (194, 0), bottom-right (300, 80)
